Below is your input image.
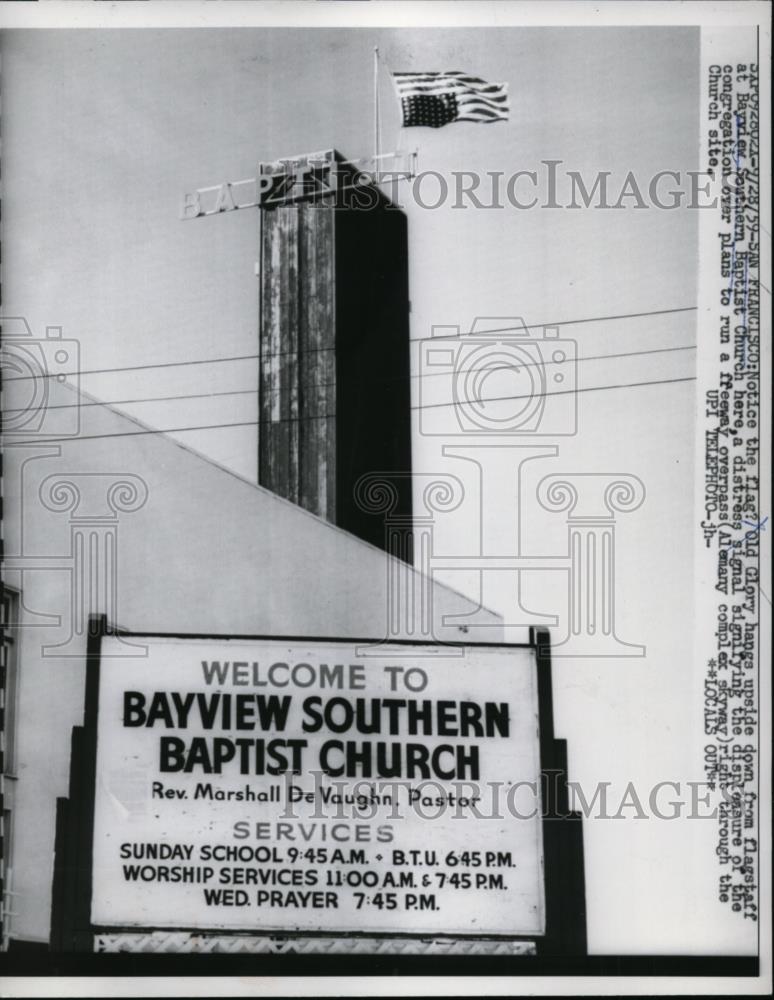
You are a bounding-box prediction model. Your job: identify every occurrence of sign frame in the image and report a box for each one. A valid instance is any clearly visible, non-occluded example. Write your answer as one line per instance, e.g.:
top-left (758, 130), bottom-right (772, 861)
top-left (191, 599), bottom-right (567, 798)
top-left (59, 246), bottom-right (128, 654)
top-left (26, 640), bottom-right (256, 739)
top-left (50, 616), bottom-right (586, 957)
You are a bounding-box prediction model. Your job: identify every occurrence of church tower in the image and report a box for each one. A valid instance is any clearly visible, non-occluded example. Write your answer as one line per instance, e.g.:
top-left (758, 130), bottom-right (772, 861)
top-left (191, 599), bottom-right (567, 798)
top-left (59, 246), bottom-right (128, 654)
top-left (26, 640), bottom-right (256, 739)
top-left (257, 150), bottom-right (412, 555)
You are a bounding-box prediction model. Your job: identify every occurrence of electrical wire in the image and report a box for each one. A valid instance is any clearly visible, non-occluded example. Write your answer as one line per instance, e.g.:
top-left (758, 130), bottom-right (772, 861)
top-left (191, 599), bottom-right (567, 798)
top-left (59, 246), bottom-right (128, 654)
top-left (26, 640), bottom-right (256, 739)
top-left (6, 375), bottom-right (696, 444)
top-left (1, 305), bottom-right (697, 383)
top-left (2, 343), bottom-right (697, 415)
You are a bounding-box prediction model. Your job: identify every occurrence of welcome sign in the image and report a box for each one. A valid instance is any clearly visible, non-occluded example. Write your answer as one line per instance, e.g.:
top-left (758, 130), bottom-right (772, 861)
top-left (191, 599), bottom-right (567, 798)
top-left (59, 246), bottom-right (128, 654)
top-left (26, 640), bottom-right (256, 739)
top-left (90, 636), bottom-right (545, 937)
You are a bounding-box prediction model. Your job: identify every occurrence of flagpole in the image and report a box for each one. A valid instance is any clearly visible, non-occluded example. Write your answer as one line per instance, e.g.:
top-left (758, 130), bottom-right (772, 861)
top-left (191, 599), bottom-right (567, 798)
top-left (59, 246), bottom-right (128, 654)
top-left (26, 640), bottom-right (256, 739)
top-left (373, 46), bottom-right (381, 168)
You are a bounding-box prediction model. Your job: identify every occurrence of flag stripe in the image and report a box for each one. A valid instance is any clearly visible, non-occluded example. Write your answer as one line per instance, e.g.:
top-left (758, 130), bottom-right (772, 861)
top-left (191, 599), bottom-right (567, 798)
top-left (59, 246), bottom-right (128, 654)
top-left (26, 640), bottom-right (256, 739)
top-left (394, 71), bottom-right (494, 84)
top-left (395, 79), bottom-right (507, 96)
top-left (454, 96), bottom-right (508, 107)
top-left (455, 94), bottom-right (509, 105)
top-left (394, 73), bottom-right (506, 90)
top-left (395, 78), bottom-right (506, 93)
top-left (456, 111), bottom-right (507, 121)
top-left (457, 107), bottom-right (507, 117)
top-left (397, 89), bottom-right (508, 106)
top-left (455, 107), bottom-right (508, 117)
top-left (397, 86), bottom-right (508, 103)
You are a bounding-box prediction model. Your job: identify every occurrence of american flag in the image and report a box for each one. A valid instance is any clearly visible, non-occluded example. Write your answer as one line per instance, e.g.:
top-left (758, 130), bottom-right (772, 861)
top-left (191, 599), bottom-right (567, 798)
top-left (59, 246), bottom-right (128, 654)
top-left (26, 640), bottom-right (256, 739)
top-left (392, 71), bottom-right (509, 128)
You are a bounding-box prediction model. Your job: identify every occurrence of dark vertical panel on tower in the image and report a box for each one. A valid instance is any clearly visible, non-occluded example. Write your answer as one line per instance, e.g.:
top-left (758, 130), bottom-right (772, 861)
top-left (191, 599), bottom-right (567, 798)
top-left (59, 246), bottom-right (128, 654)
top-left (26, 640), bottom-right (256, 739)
top-left (260, 205), bottom-right (300, 504)
top-left (258, 151), bottom-right (411, 556)
top-left (335, 202), bottom-right (412, 556)
top-left (298, 201), bottom-right (336, 519)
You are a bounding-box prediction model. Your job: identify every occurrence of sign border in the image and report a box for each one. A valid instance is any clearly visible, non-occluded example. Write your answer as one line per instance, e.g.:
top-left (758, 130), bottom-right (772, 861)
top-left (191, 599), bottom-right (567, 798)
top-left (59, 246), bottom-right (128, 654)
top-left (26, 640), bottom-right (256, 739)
top-left (49, 616), bottom-right (586, 956)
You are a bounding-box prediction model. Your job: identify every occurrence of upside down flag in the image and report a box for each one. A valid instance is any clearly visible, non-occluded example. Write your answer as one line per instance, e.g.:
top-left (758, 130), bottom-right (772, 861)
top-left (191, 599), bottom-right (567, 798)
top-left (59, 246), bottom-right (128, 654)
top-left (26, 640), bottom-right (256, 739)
top-left (393, 71), bottom-right (509, 127)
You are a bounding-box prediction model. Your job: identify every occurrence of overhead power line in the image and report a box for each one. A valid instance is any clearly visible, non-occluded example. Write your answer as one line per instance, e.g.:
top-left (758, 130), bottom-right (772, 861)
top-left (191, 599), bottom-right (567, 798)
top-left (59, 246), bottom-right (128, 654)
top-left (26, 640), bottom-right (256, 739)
top-left (2, 343), bottom-right (697, 415)
top-left (1, 305), bottom-right (698, 383)
top-left (8, 375), bottom-right (696, 444)
top-left (407, 305), bottom-right (698, 341)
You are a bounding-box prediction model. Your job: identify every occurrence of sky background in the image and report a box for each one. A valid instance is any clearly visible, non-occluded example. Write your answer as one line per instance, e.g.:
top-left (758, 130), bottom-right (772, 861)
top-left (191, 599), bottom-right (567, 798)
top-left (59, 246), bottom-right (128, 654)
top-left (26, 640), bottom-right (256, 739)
top-left (2, 26), bottom-right (698, 477)
top-left (4, 24), bottom-right (755, 956)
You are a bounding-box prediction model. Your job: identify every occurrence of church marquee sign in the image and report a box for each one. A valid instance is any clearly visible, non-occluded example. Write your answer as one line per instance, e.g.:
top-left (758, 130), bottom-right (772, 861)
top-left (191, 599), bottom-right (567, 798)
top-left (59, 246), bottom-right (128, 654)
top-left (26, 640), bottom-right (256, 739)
top-left (51, 619), bottom-right (585, 955)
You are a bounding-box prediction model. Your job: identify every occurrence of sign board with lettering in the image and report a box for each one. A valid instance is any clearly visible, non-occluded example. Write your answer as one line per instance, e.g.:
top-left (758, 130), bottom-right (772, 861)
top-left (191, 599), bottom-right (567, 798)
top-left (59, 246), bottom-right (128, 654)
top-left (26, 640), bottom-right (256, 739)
top-left (89, 634), bottom-right (545, 937)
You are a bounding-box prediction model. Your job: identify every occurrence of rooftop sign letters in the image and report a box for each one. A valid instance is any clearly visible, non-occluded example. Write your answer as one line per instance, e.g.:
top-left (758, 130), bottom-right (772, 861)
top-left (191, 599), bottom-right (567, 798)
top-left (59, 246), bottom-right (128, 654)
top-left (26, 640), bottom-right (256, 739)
top-left (180, 150), bottom-right (417, 218)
